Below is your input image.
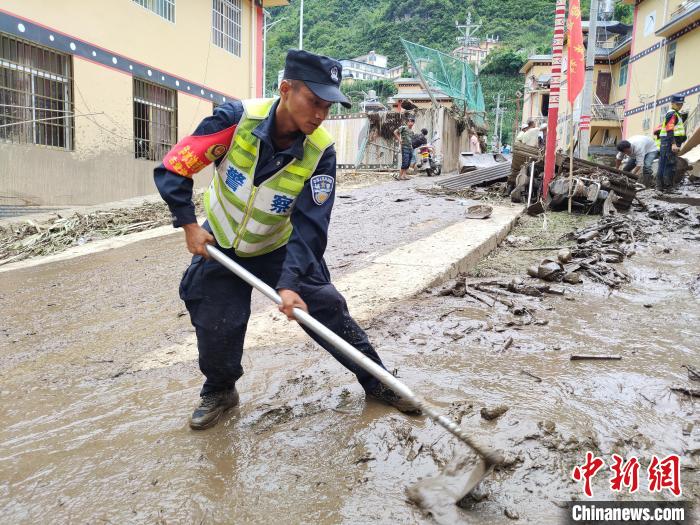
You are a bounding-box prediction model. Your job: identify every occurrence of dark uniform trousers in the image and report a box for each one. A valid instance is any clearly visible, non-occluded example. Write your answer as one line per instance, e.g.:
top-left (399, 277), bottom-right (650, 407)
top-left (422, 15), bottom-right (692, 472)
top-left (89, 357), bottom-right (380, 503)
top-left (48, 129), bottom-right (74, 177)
top-left (179, 226), bottom-right (385, 396)
top-left (656, 136), bottom-right (676, 189)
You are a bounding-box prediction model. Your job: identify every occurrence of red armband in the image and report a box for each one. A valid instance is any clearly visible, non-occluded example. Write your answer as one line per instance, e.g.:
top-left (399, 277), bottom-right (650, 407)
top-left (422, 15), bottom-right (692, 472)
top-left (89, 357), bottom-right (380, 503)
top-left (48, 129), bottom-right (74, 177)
top-left (163, 125), bottom-right (236, 177)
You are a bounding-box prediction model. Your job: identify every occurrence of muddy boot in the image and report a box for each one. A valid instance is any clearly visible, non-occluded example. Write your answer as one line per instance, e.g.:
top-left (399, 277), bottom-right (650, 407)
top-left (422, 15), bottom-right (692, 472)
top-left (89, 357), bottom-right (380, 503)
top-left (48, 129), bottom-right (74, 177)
top-left (189, 388), bottom-right (240, 430)
top-left (365, 382), bottom-right (421, 415)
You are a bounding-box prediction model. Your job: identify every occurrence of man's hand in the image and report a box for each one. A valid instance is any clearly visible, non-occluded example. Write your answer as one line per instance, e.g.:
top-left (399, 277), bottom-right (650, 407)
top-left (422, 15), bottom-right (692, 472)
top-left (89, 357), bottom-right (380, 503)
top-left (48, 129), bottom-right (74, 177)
top-left (277, 289), bottom-right (308, 321)
top-left (182, 222), bottom-right (215, 257)
top-left (672, 144), bottom-right (680, 153)
top-left (632, 165), bottom-right (642, 175)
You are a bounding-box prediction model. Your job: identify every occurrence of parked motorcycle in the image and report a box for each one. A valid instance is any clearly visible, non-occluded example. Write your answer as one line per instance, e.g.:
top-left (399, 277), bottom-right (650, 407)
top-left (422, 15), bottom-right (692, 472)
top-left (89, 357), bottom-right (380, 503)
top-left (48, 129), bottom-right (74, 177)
top-left (416, 135), bottom-right (442, 177)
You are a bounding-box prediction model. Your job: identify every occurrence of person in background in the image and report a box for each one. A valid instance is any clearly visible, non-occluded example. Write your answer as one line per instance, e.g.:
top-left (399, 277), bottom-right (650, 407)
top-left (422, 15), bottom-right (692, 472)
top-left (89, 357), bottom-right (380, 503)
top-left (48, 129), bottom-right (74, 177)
top-left (656, 94), bottom-right (687, 192)
top-left (515, 123), bottom-right (529, 143)
top-left (501, 143), bottom-right (511, 154)
top-left (469, 129), bottom-right (482, 153)
top-left (410, 127), bottom-right (428, 172)
top-left (653, 126), bottom-right (662, 151)
top-left (615, 135), bottom-right (659, 187)
top-left (393, 116), bottom-right (415, 180)
top-left (517, 120), bottom-right (543, 148)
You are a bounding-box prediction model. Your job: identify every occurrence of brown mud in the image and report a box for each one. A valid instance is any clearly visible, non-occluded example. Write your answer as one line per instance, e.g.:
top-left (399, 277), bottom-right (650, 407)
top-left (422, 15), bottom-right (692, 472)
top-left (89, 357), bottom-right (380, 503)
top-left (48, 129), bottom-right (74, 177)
top-left (1, 187), bottom-right (698, 524)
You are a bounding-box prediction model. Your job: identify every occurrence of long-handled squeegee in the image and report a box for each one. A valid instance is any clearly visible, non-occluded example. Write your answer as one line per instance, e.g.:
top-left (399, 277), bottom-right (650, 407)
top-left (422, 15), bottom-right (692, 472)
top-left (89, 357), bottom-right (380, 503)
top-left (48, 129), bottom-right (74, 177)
top-left (206, 244), bottom-right (503, 511)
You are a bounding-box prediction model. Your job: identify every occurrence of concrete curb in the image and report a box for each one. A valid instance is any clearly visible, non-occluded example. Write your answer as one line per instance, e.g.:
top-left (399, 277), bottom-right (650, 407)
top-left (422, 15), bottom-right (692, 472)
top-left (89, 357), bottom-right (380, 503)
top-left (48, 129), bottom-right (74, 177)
top-left (132, 205), bottom-right (522, 372)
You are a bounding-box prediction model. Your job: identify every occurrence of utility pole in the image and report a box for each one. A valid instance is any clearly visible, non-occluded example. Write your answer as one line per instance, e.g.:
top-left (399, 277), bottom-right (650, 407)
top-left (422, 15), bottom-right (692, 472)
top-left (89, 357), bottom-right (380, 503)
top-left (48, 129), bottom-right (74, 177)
top-left (299, 0), bottom-right (304, 50)
top-left (455, 13), bottom-right (481, 72)
top-left (263, 12), bottom-right (285, 98)
top-left (542, 0), bottom-right (568, 199)
top-left (492, 93), bottom-right (501, 152)
top-left (579, 0), bottom-right (599, 159)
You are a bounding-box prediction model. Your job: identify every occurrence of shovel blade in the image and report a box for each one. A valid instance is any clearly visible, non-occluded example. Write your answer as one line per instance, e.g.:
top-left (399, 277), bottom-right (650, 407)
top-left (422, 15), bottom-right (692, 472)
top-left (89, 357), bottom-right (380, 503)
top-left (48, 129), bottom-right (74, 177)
top-left (406, 455), bottom-right (491, 524)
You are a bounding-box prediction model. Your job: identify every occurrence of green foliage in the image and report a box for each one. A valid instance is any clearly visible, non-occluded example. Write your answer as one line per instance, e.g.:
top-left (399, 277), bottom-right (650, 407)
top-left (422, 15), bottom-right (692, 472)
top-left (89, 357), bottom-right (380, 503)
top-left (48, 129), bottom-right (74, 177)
top-left (341, 79), bottom-right (397, 100)
top-left (265, 0), bottom-right (559, 92)
top-left (613, 3), bottom-right (634, 25)
top-left (479, 48), bottom-right (527, 75)
top-left (263, 0), bottom-right (569, 140)
top-left (479, 73), bottom-right (524, 144)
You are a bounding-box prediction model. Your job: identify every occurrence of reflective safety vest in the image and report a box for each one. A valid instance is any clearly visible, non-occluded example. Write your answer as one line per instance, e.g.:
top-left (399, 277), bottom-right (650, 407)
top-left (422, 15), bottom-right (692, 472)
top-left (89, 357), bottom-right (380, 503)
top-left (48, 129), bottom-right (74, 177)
top-left (204, 98), bottom-right (334, 257)
top-left (659, 110), bottom-right (686, 138)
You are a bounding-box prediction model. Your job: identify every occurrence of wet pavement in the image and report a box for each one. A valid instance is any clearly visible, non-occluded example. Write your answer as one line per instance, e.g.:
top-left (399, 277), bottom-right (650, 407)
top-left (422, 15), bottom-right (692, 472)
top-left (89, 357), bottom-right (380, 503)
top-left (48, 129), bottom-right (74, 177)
top-left (1, 183), bottom-right (698, 524)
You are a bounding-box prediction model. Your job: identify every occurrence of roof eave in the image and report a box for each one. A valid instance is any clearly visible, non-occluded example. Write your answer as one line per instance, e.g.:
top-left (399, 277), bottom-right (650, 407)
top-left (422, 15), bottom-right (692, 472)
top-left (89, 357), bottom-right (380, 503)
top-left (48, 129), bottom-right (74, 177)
top-left (655, 6), bottom-right (700, 38)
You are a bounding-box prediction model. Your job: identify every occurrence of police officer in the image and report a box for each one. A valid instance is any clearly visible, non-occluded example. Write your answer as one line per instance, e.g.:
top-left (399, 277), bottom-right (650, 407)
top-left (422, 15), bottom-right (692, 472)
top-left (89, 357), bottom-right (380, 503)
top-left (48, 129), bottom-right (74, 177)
top-left (155, 50), bottom-right (417, 430)
top-left (656, 94), bottom-right (687, 192)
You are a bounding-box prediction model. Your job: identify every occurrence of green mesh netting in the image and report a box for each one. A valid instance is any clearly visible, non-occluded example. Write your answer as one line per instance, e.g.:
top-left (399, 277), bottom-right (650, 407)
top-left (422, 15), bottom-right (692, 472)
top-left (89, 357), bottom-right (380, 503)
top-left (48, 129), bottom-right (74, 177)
top-left (401, 39), bottom-right (486, 126)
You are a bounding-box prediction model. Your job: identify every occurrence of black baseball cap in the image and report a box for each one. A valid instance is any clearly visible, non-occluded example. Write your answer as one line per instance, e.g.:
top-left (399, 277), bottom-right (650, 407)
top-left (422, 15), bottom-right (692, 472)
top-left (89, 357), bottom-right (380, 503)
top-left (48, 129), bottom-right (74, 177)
top-left (282, 49), bottom-right (351, 108)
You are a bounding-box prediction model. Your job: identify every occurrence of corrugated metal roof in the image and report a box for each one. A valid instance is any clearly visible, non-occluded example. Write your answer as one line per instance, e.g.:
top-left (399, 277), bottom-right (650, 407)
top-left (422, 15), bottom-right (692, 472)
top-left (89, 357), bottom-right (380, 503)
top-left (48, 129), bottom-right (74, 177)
top-left (439, 163), bottom-right (511, 190)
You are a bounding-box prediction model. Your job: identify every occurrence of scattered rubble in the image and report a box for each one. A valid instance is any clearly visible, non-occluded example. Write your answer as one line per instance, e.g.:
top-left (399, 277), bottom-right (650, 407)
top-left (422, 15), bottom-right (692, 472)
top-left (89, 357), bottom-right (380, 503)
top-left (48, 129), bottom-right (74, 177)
top-left (0, 197), bottom-right (203, 266)
top-left (480, 405), bottom-right (509, 421)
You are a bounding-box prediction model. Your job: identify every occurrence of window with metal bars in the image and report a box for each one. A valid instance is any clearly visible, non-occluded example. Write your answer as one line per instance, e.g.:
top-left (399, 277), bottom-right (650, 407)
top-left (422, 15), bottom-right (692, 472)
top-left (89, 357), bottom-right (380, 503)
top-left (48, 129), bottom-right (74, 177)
top-left (133, 79), bottom-right (177, 161)
top-left (133, 0), bottom-right (175, 22)
top-left (0, 33), bottom-right (74, 149)
top-left (212, 0), bottom-right (242, 57)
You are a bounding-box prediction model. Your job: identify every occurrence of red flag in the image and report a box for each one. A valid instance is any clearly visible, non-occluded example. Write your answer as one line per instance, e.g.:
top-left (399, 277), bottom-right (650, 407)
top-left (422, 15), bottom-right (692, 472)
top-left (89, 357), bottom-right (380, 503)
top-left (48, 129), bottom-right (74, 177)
top-left (567, 0), bottom-right (585, 104)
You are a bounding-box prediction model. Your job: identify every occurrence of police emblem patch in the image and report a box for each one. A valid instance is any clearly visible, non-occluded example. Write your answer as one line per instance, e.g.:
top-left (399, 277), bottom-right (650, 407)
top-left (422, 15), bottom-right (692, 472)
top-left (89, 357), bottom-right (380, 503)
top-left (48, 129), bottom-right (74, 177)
top-left (310, 174), bottom-right (334, 205)
top-left (330, 66), bottom-right (339, 83)
top-left (205, 143), bottom-right (227, 162)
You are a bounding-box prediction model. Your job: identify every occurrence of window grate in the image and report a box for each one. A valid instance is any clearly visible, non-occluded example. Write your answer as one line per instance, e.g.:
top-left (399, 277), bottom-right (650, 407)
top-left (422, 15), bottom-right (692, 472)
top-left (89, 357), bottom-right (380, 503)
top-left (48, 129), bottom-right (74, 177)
top-left (664, 42), bottom-right (676, 79)
top-left (133, 0), bottom-right (176, 22)
top-left (212, 0), bottom-right (242, 57)
top-left (133, 78), bottom-right (177, 161)
top-left (0, 32), bottom-right (74, 149)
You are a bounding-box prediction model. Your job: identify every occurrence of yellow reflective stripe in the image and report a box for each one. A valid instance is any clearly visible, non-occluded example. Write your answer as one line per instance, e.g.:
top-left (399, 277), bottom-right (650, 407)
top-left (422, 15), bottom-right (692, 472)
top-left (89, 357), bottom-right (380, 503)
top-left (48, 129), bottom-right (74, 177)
top-left (231, 149), bottom-right (254, 169)
top-left (284, 164), bottom-right (312, 178)
top-left (277, 176), bottom-right (305, 193)
top-left (235, 135), bottom-right (257, 155)
top-left (234, 186), bottom-right (258, 250)
top-left (205, 184), bottom-right (235, 248)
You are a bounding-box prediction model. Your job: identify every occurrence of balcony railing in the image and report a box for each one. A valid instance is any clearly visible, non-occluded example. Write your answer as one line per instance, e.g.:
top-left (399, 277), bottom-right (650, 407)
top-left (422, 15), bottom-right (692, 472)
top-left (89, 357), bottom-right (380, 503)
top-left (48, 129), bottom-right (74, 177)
top-left (685, 106), bottom-right (699, 136)
top-left (670, 0), bottom-right (699, 21)
top-left (591, 104), bottom-right (624, 121)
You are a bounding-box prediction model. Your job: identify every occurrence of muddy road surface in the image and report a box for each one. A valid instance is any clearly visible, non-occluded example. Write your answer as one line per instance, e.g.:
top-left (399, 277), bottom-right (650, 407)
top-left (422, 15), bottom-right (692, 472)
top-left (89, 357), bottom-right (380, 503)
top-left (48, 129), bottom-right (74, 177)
top-left (1, 184), bottom-right (699, 524)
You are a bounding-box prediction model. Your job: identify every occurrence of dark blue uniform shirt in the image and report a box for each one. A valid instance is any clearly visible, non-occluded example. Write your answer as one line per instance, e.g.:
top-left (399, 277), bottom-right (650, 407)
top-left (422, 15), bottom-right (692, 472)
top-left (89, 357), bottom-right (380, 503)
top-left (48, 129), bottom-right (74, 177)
top-left (154, 99), bottom-right (337, 293)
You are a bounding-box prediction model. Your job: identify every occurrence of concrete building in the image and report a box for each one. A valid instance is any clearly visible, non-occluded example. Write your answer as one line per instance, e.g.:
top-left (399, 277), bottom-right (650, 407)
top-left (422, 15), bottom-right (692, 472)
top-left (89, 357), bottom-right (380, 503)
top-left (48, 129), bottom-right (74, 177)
top-left (452, 35), bottom-right (501, 72)
top-left (387, 78), bottom-right (453, 110)
top-left (0, 0), bottom-right (287, 207)
top-left (521, 0), bottom-right (700, 155)
top-left (520, 21), bottom-right (633, 153)
top-left (620, 0), bottom-right (700, 139)
top-left (340, 51), bottom-right (390, 81)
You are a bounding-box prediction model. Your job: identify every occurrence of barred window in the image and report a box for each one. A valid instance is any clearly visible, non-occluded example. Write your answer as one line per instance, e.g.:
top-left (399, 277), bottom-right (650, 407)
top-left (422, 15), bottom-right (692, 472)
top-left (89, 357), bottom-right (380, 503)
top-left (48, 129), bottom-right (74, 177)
top-left (133, 79), bottom-right (177, 161)
top-left (0, 33), bottom-right (74, 149)
top-left (212, 0), bottom-right (242, 57)
top-left (133, 0), bottom-right (175, 22)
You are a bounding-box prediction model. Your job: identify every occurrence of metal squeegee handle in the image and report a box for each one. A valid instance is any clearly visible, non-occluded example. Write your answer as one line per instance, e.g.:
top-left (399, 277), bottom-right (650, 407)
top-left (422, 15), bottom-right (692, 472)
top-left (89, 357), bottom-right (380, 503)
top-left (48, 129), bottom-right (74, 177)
top-left (205, 244), bottom-right (502, 465)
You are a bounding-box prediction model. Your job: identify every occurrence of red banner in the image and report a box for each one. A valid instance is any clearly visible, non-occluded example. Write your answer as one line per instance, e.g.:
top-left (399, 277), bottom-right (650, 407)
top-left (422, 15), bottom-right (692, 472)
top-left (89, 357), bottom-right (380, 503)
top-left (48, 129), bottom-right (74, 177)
top-left (567, 0), bottom-right (585, 104)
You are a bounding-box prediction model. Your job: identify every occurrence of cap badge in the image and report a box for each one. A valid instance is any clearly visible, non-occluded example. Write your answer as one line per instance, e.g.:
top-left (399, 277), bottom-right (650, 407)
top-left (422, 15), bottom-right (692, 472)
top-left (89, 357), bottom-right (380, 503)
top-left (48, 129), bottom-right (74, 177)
top-left (330, 66), bottom-right (339, 83)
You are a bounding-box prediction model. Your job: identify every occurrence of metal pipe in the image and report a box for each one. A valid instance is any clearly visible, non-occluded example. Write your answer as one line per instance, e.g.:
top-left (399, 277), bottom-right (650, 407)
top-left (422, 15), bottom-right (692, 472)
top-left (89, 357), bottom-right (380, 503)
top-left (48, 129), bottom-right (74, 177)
top-left (205, 244), bottom-right (502, 466)
top-left (299, 0), bottom-right (304, 50)
top-left (527, 160), bottom-right (536, 207)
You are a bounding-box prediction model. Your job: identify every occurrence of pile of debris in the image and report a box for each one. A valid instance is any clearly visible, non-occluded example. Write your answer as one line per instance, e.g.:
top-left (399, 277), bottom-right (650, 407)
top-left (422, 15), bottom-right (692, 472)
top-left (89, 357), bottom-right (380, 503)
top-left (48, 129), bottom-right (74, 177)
top-left (506, 144), bottom-right (643, 214)
top-left (525, 215), bottom-right (643, 288)
top-left (524, 199), bottom-right (699, 288)
top-left (0, 197), bottom-right (202, 266)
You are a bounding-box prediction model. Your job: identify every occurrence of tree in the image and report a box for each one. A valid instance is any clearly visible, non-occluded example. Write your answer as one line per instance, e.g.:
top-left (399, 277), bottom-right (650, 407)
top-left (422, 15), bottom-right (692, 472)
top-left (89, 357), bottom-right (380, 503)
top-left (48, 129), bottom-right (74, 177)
top-left (479, 48), bottom-right (527, 76)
